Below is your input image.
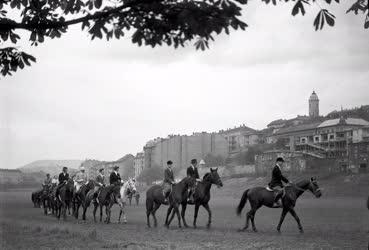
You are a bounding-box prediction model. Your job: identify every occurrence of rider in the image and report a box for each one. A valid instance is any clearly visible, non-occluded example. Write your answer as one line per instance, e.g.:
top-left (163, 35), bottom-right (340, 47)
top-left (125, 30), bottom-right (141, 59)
top-left (93, 168), bottom-right (105, 202)
top-left (56, 166), bottom-right (69, 195)
top-left (43, 173), bottom-right (52, 188)
top-left (187, 159), bottom-right (201, 204)
top-left (74, 166), bottom-right (88, 194)
top-left (268, 157), bottom-right (290, 207)
top-left (163, 160), bottom-right (175, 203)
top-left (109, 166), bottom-right (122, 185)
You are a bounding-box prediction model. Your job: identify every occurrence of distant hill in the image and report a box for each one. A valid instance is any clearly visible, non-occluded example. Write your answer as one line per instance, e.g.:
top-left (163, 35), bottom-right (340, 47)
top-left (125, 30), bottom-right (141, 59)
top-left (18, 160), bottom-right (82, 175)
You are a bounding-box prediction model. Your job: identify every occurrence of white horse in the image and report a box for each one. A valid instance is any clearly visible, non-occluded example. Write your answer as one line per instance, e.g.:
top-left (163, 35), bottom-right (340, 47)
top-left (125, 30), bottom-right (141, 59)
top-left (117, 179), bottom-right (137, 223)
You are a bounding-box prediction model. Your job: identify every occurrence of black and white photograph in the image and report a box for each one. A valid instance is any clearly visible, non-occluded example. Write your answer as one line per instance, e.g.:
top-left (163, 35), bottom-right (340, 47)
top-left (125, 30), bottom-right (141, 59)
top-left (1, 0), bottom-right (369, 249)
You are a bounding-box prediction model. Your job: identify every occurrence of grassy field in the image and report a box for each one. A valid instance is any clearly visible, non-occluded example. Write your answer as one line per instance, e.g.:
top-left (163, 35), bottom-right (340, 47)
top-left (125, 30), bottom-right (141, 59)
top-left (0, 175), bottom-right (368, 249)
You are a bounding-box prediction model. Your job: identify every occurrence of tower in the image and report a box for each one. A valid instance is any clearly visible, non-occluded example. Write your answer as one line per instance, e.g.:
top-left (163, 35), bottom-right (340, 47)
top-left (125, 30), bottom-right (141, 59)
top-left (309, 91), bottom-right (319, 117)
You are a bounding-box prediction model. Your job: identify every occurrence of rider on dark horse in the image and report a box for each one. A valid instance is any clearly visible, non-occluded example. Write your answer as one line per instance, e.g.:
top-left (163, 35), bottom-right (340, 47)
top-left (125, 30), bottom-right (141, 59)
top-left (268, 157), bottom-right (290, 207)
top-left (187, 159), bottom-right (201, 204)
top-left (56, 166), bottom-right (69, 195)
top-left (43, 173), bottom-right (52, 187)
top-left (109, 166), bottom-right (122, 185)
top-left (163, 160), bottom-right (175, 204)
top-left (93, 168), bottom-right (105, 203)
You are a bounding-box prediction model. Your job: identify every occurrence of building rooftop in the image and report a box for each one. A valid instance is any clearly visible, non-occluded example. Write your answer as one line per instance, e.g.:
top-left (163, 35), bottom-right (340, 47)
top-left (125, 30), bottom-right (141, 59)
top-left (318, 118), bottom-right (369, 128)
top-left (274, 122), bottom-right (321, 135)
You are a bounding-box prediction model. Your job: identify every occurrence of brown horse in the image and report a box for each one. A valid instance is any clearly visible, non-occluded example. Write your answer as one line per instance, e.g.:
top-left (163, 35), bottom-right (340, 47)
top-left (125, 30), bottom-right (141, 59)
top-left (73, 180), bottom-right (95, 219)
top-left (146, 177), bottom-right (195, 228)
top-left (56, 178), bottom-right (74, 220)
top-left (173, 168), bottom-right (223, 229)
top-left (236, 177), bottom-right (322, 233)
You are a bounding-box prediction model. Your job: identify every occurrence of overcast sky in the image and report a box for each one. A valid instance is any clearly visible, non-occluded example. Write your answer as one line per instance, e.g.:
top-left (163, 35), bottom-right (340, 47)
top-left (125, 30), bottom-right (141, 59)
top-left (1, 2), bottom-right (369, 168)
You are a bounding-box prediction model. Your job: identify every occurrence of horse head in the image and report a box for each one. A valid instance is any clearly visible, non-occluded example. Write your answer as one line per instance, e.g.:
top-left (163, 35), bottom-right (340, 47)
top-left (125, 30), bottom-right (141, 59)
top-left (127, 179), bottom-right (137, 195)
top-left (307, 177), bottom-right (322, 198)
top-left (204, 168), bottom-right (223, 188)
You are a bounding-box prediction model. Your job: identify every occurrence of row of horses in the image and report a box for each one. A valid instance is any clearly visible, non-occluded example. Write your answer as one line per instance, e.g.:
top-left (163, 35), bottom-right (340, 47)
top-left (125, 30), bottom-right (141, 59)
top-left (32, 168), bottom-right (325, 233)
top-left (32, 178), bottom-right (138, 223)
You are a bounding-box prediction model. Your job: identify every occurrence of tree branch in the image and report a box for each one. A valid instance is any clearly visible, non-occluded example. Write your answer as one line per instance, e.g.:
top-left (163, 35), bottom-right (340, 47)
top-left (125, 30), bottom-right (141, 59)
top-left (0, 2), bottom-right (134, 32)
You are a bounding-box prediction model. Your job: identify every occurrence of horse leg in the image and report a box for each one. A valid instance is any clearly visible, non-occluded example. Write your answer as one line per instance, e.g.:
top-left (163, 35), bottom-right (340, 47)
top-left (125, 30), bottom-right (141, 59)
top-left (250, 208), bottom-right (259, 232)
top-left (82, 205), bottom-right (88, 221)
top-left (99, 204), bottom-right (103, 222)
top-left (277, 208), bottom-right (288, 233)
top-left (152, 202), bottom-right (161, 227)
top-left (93, 203), bottom-right (98, 222)
top-left (174, 204), bottom-right (182, 228)
top-left (180, 203), bottom-right (188, 228)
top-left (120, 205), bottom-right (127, 224)
top-left (165, 205), bottom-right (173, 227)
top-left (203, 203), bottom-right (212, 229)
top-left (193, 204), bottom-right (200, 228)
top-left (289, 208), bottom-right (304, 233)
top-left (167, 206), bottom-right (177, 227)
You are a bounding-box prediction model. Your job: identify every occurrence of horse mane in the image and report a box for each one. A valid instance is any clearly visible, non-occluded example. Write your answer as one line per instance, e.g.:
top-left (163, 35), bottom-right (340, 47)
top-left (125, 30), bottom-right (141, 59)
top-left (203, 173), bottom-right (211, 181)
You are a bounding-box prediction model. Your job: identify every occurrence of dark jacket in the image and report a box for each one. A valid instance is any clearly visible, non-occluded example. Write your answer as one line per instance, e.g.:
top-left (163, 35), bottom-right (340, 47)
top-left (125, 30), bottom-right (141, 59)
top-left (268, 165), bottom-right (289, 188)
top-left (164, 168), bottom-right (175, 184)
top-left (109, 171), bottom-right (121, 185)
top-left (95, 174), bottom-right (105, 186)
top-left (186, 166), bottom-right (199, 179)
top-left (58, 173), bottom-right (69, 183)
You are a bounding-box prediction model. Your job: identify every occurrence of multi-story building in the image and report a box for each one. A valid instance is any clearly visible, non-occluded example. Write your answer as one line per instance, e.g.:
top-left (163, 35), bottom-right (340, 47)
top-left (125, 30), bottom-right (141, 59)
top-left (134, 152), bottom-right (145, 178)
top-left (218, 125), bottom-right (261, 154)
top-left (348, 126), bottom-right (369, 172)
top-left (143, 132), bottom-right (229, 170)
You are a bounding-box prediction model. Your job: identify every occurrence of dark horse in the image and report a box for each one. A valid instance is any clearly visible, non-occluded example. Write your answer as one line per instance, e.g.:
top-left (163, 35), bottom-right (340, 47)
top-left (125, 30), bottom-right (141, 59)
top-left (91, 182), bottom-right (131, 223)
top-left (236, 177), bottom-right (322, 233)
top-left (146, 177), bottom-right (195, 228)
top-left (40, 185), bottom-right (52, 215)
top-left (171, 168), bottom-right (223, 229)
top-left (31, 189), bottom-right (43, 208)
top-left (56, 178), bottom-right (74, 220)
top-left (73, 180), bottom-right (95, 219)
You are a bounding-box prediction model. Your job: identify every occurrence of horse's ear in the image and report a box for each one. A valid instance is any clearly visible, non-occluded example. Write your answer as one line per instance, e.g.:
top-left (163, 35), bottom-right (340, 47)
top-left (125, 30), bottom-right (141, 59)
top-left (215, 168), bottom-right (218, 171)
top-left (310, 177), bottom-right (315, 182)
top-left (210, 168), bottom-right (213, 172)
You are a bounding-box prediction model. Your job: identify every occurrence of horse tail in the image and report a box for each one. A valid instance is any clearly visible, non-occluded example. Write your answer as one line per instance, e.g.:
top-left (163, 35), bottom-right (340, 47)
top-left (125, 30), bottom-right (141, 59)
top-left (146, 197), bottom-right (153, 214)
top-left (236, 189), bottom-right (249, 216)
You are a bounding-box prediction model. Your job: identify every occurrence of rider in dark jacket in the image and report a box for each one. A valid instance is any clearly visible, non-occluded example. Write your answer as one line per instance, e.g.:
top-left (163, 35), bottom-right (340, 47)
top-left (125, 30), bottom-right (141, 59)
top-left (109, 166), bottom-right (121, 185)
top-left (187, 159), bottom-right (200, 204)
top-left (163, 160), bottom-right (175, 203)
top-left (268, 157), bottom-right (289, 207)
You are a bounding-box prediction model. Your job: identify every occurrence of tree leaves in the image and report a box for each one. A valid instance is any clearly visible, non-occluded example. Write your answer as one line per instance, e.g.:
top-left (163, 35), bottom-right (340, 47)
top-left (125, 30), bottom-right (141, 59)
top-left (292, 0), bottom-right (309, 16)
top-left (0, 48), bottom-right (36, 76)
top-left (313, 9), bottom-right (335, 30)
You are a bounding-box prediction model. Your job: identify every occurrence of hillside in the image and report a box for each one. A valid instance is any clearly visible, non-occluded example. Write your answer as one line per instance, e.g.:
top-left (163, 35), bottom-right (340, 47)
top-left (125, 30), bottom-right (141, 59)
top-left (18, 160), bottom-right (82, 175)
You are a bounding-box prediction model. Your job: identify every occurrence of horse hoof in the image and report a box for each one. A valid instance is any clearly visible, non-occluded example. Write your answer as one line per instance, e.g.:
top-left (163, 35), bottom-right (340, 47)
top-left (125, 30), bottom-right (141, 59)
top-left (238, 228), bottom-right (246, 232)
top-left (299, 229), bottom-right (304, 234)
top-left (253, 229), bottom-right (258, 233)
